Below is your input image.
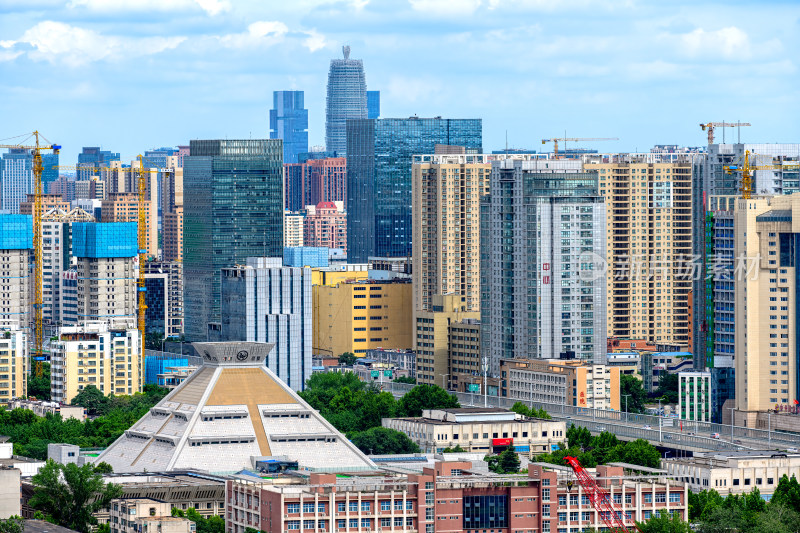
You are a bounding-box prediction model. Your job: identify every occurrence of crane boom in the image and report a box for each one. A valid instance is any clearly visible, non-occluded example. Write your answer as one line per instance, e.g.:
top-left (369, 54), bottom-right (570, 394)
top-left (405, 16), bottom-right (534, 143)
top-left (564, 456), bottom-right (641, 533)
top-left (699, 121), bottom-right (751, 144)
top-left (724, 150), bottom-right (784, 199)
top-left (0, 132), bottom-right (60, 380)
top-left (541, 137), bottom-right (619, 159)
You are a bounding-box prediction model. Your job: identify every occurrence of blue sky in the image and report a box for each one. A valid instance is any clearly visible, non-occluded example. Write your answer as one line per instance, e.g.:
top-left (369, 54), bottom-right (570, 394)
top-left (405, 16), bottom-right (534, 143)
top-left (0, 0), bottom-right (798, 164)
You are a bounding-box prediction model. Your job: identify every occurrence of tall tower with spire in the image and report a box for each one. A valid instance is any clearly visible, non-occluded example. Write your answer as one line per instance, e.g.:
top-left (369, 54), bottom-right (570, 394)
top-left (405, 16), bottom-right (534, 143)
top-left (325, 46), bottom-right (367, 156)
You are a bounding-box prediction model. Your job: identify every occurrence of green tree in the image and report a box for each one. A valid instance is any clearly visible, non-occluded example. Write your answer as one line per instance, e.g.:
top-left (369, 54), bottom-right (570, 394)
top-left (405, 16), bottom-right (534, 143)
top-left (498, 448), bottom-right (520, 473)
top-left (510, 402), bottom-right (531, 417)
top-left (771, 474), bottom-right (800, 510)
top-left (396, 384), bottom-right (459, 417)
top-left (620, 374), bottom-right (646, 413)
top-left (392, 376), bottom-right (416, 384)
top-left (688, 489), bottom-right (724, 521)
top-left (70, 385), bottom-right (109, 416)
top-left (349, 427), bottom-right (420, 455)
top-left (145, 331), bottom-right (165, 351)
top-left (530, 407), bottom-right (552, 420)
top-left (653, 373), bottom-right (679, 405)
top-left (29, 460), bottom-right (123, 533)
top-left (94, 462), bottom-right (113, 474)
top-left (28, 362), bottom-right (51, 400)
top-left (619, 439), bottom-right (661, 468)
top-left (0, 517), bottom-right (24, 533)
top-left (337, 352), bottom-right (357, 366)
top-left (637, 511), bottom-right (691, 533)
top-left (566, 425), bottom-right (592, 449)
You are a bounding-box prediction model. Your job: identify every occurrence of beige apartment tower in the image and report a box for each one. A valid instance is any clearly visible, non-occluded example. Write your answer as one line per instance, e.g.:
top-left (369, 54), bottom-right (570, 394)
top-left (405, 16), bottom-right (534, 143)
top-left (412, 154), bottom-right (489, 313)
top-left (587, 155), bottom-right (692, 345)
top-left (731, 195), bottom-right (800, 421)
top-left (0, 321), bottom-right (27, 401)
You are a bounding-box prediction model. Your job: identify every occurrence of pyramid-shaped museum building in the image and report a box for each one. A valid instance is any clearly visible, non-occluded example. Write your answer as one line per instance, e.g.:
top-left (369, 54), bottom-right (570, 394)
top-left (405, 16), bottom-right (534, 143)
top-left (94, 342), bottom-right (376, 474)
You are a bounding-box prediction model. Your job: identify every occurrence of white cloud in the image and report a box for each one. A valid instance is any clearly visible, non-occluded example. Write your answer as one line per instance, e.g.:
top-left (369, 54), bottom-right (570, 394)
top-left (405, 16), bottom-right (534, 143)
top-left (217, 21), bottom-right (289, 49)
top-left (68, 0), bottom-right (230, 16)
top-left (2, 21), bottom-right (185, 66)
top-left (303, 29), bottom-right (327, 52)
top-left (675, 27), bottom-right (752, 60)
top-left (409, 0), bottom-right (483, 15)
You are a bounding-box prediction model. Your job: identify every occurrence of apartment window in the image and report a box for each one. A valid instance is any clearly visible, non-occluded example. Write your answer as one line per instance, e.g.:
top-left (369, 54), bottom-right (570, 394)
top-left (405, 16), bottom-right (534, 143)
top-left (542, 504), bottom-right (550, 517)
top-left (669, 493), bottom-right (681, 503)
top-left (286, 521), bottom-right (300, 530)
top-left (303, 503), bottom-right (315, 513)
top-left (381, 501), bottom-right (390, 511)
top-left (380, 518), bottom-right (391, 528)
top-left (558, 512), bottom-right (567, 522)
top-left (559, 496), bottom-right (566, 506)
top-left (644, 494), bottom-right (652, 504)
top-left (349, 502), bottom-right (357, 512)
top-left (625, 494), bottom-right (632, 504)
top-left (337, 502), bottom-right (345, 512)
top-left (349, 519), bottom-right (358, 528)
top-left (543, 489), bottom-right (550, 500)
top-left (287, 504), bottom-right (300, 514)
top-left (361, 502), bottom-right (370, 512)
top-left (394, 501), bottom-right (403, 511)
top-left (303, 521), bottom-right (315, 529)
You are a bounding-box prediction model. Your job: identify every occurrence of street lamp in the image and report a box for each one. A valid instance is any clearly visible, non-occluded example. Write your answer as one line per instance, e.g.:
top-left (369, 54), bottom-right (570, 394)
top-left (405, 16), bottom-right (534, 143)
top-left (728, 407), bottom-right (735, 444)
top-left (441, 373), bottom-right (449, 391)
top-left (622, 394), bottom-right (631, 423)
top-left (656, 396), bottom-right (665, 443)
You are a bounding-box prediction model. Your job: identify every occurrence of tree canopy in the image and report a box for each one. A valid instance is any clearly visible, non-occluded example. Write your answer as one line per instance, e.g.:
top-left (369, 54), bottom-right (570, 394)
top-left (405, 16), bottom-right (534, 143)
top-left (510, 401), bottom-right (552, 420)
top-left (620, 374), bottom-right (646, 413)
top-left (172, 508), bottom-right (225, 533)
top-left (337, 352), bottom-right (357, 366)
top-left (395, 384), bottom-right (459, 417)
top-left (535, 425), bottom-right (661, 469)
top-left (28, 362), bottom-right (51, 400)
top-left (349, 427), bottom-right (420, 455)
top-left (485, 449), bottom-right (520, 474)
top-left (30, 460), bottom-right (123, 533)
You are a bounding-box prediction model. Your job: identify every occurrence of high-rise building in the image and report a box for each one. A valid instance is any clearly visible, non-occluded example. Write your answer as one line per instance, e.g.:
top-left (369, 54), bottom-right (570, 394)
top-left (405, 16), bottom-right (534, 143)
top-left (414, 294), bottom-right (479, 388)
top-left (678, 371), bottom-right (711, 422)
top-left (347, 117), bottom-right (482, 263)
top-left (0, 215), bottom-right (31, 325)
top-left (145, 261), bottom-right (183, 339)
top-left (74, 177), bottom-right (105, 200)
top-left (304, 201), bottom-right (346, 251)
top-left (143, 147), bottom-right (178, 170)
top-left (480, 157), bottom-right (607, 373)
top-left (183, 140), bottom-right (284, 341)
top-left (412, 153), bottom-right (490, 313)
top-left (49, 176), bottom-right (76, 202)
top-left (325, 46), bottom-right (367, 156)
top-left (77, 147), bottom-right (120, 180)
top-left (0, 321), bottom-right (26, 402)
top-left (313, 279), bottom-right (412, 357)
top-left (101, 192), bottom-right (157, 258)
top-left (71, 222), bottom-right (138, 326)
top-left (50, 322), bottom-right (140, 403)
top-left (284, 211), bottom-right (304, 247)
top-left (586, 155), bottom-right (693, 345)
top-left (270, 91), bottom-right (309, 165)
top-left (1, 149), bottom-right (31, 214)
top-left (367, 90), bottom-right (380, 119)
top-left (19, 193), bottom-right (69, 215)
top-left (284, 157), bottom-right (347, 212)
top-left (162, 155), bottom-right (183, 262)
top-left (692, 143), bottom-right (800, 367)
top-left (218, 257), bottom-right (312, 391)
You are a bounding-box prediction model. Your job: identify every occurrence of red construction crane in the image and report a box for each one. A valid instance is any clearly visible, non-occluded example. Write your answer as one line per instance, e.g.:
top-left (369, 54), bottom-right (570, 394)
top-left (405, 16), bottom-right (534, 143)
top-left (563, 456), bottom-right (642, 533)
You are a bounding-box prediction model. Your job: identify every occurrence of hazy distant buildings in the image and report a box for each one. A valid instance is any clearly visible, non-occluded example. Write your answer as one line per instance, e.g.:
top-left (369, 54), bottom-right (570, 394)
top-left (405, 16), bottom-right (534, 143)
top-left (326, 46), bottom-right (367, 156)
top-left (480, 158), bottom-right (607, 373)
top-left (0, 149), bottom-right (52, 215)
top-left (183, 140), bottom-right (284, 341)
top-left (77, 147), bottom-right (119, 180)
top-left (284, 157), bottom-right (347, 212)
top-left (270, 91), bottom-right (309, 165)
top-left (347, 117), bottom-right (482, 263)
top-left (284, 211), bottom-right (304, 247)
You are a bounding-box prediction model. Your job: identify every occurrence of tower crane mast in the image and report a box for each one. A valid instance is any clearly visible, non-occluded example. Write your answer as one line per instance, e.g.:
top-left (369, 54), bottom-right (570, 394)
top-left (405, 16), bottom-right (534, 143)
top-left (0, 132), bottom-right (60, 380)
top-left (699, 121), bottom-right (750, 144)
top-left (563, 456), bottom-right (642, 533)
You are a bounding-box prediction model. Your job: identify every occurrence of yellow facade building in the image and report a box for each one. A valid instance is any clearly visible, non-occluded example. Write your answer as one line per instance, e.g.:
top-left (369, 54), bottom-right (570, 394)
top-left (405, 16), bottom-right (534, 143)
top-left (414, 294), bottom-right (480, 387)
top-left (313, 279), bottom-right (412, 357)
top-left (412, 154), bottom-right (490, 313)
top-left (311, 268), bottom-right (368, 287)
top-left (0, 321), bottom-right (27, 402)
top-left (50, 322), bottom-right (140, 404)
top-left (586, 155), bottom-right (693, 346)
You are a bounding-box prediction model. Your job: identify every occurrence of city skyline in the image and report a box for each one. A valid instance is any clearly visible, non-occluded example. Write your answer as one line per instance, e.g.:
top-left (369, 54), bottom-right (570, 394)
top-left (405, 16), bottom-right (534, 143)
top-left (0, 0), bottom-right (798, 164)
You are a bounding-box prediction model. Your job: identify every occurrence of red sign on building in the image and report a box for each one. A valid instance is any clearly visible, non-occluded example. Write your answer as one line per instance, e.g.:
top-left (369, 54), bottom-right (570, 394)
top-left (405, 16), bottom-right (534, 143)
top-left (492, 438), bottom-right (513, 447)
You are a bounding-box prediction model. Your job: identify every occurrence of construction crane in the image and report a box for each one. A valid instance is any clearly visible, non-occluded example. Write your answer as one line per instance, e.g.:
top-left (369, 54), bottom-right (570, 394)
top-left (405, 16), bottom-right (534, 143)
top-left (55, 160), bottom-right (170, 382)
top-left (0, 132), bottom-right (61, 379)
top-left (564, 456), bottom-right (642, 533)
top-left (699, 121), bottom-right (750, 144)
top-left (723, 150), bottom-right (793, 200)
top-left (541, 137), bottom-right (619, 159)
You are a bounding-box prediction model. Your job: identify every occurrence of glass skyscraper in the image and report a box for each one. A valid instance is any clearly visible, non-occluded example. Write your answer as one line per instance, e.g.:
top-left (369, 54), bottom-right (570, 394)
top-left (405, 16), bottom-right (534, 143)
top-left (270, 91), bottom-right (309, 164)
top-left (326, 46), bottom-right (367, 156)
top-left (346, 117), bottom-right (482, 263)
top-left (367, 90), bottom-right (380, 119)
top-left (183, 139), bottom-right (284, 341)
top-left (0, 149), bottom-right (58, 214)
top-left (77, 146), bottom-right (120, 180)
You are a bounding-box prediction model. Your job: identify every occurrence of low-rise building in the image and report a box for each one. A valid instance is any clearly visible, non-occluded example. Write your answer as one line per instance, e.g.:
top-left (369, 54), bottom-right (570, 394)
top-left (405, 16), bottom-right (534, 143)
top-left (500, 358), bottom-right (621, 410)
top-left (365, 349), bottom-right (416, 378)
top-left (678, 371), bottom-right (711, 422)
top-left (156, 366), bottom-right (198, 390)
top-left (284, 211), bottom-right (304, 247)
top-left (0, 438), bottom-right (45, 477)
top-left (606, 352), bottom-right (641, 377)
top-left (0, 466), bottom-right (21, 519)
top-left (383, 408), bottom-right (566, 457)
top-left (225, 460), bottom-right (688, 533)
top-left (8, 400), bottom-right (86, 422)
top-left (109, 499), bottom-right (195, 533)
top-left (0, 321), bottom-right (27, 402)
top-left (661, 451), bottom-right (800, 496)
top-left (641, 351), bottom-right (693, 392)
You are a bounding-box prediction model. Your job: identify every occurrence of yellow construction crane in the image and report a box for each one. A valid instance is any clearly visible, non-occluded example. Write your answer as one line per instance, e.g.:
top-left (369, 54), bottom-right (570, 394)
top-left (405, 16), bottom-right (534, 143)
top-left (699, 121), bottom-right (751, 144)
top-left (56, 160), bottom-right (170, 381)
top-left (723, 150), bottom-right (793, 199)
top-left (0, 132), bottom-right (60, 379)
top-left (541, 137), bottom-right (619, 159)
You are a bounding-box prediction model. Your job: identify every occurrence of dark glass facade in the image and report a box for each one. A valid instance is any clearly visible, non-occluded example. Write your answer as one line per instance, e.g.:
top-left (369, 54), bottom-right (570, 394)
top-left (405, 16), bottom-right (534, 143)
top-left (367, 90), bottom-right (380, 119)
top-left (270, 91), bottom-right (308, 164)
top-left (145, 276), bottom-right (166, 334)
top-left (463, 495), bottom-right (508, 529)
top-left (346, 117), bottom-right (482, 263)
top-left (183, 140), bottom-right (284, 341)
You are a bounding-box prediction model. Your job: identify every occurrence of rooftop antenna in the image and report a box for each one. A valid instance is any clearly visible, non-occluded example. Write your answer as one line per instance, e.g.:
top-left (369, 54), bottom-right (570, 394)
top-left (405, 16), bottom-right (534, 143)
top-left (343, 45), bottom-right (350, 60)
top-left (505, 130), bottom-right (508, 154)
